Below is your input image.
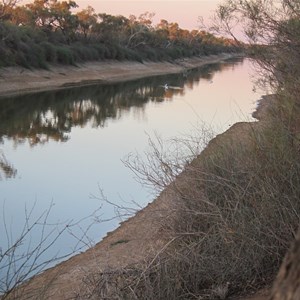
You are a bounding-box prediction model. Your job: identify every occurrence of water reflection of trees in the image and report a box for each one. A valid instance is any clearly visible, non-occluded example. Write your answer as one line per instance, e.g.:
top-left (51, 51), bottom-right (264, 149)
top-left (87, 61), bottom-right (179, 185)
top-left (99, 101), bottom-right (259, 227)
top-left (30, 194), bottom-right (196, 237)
top-left (0, 58), bottom-right (243, 180)
top-left (0, 151), bottom-right (17, 180)
top-left (0, 58), bottom-right (243, 148)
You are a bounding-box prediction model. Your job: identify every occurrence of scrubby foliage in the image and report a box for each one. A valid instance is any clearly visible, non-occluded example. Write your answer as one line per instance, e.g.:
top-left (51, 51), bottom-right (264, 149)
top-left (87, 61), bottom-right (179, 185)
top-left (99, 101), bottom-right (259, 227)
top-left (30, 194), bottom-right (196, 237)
top-left (211, 0), bottom-right (300, 91)
top-left (93, 1), bottom-right (300, 299)
top-left (117, 97), bottom-right (300, 299)
top-left (0, 0), bottom-right (240, 68)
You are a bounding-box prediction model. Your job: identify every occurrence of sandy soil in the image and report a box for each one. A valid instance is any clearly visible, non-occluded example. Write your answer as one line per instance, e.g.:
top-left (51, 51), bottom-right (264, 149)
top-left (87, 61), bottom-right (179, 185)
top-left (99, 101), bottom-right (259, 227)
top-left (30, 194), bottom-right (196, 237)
top-left (1, 54), bottom-right (272, 299)
top-left (0, 54), bottom-right (236, 98)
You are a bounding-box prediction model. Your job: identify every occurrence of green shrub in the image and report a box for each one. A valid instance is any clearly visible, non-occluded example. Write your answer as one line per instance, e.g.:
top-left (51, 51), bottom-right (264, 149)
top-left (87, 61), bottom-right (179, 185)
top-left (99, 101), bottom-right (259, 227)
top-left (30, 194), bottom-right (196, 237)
top-left (106, 44), bottom-right (118, 59)
top-left (165, 47), bottom-right (181, 59)
top-left (141, 47), bottom-right (159, 61)
top-left (0, 47), bottom-right (8, 67)
top-left (19, 26), bottom-right (46, 44)
top-left (55, 46), bottom-right (75, 65)
top-left (72, 44), bottom-right (99, 61)
top-left (115, 45), bottom-right (126, 60)
top-left (87, 46), bottom-right (100, 60)
top-left (70, 44), bottom-right (87, 61)
top-left (0, 19), bottom-right (240, 69)
top-left (40, 41), bottom-right (57, 62)
top-left (92, 43), bottom-right (107, 60)
top-left (123, 47), bottom-right (143, 62)
top-left (15, 51), bottom-right (30, 68)
top-left (30, 44), bottom-right (48, 68)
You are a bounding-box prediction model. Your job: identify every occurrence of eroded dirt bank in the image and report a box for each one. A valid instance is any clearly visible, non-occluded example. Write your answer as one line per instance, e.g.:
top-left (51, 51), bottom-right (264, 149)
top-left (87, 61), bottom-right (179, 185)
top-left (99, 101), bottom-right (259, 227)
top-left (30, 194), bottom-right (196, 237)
top-left (0, 53), bottom-right (237, 98)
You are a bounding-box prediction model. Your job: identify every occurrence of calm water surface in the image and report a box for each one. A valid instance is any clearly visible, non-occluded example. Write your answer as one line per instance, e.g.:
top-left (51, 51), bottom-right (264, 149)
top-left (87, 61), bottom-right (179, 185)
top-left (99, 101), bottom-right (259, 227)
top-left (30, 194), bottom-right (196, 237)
top-left (0, 58), bottom-right (261, 266)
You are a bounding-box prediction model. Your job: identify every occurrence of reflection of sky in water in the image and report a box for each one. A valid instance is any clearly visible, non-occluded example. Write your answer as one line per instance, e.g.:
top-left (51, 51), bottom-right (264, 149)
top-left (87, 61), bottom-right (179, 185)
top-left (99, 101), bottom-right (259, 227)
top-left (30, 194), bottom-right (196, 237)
top-left (0, 58), bottom-right (262, 268)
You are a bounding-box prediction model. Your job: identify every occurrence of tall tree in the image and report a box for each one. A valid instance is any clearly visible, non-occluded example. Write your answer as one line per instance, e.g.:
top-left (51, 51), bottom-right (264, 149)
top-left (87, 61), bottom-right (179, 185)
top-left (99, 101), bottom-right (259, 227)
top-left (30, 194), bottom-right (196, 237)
top-left (0, 0), bottom-right (20, 20)
top-left (76, 5), bottom-right (97, 39)
top-left (126, 12), bottom-right (154, 48)
top-left (49, 0), bottom-right (78, 39)
top-left (24, 0), bottom-right (78, 40)
top-left (210, 0), bottom-right (300, 89)
top-left (95, 13), bottom-right (129, 43)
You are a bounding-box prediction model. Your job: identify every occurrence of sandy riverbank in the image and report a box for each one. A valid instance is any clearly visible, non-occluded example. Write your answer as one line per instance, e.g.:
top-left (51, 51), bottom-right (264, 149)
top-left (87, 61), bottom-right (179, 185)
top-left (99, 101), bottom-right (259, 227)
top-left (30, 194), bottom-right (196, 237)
top-left (0, 53), bottom-right (238, 98)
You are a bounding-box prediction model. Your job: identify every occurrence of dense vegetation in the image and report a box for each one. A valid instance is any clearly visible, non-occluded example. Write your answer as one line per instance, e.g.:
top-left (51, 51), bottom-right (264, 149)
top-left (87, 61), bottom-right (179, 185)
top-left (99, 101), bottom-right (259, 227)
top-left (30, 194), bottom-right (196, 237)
top-left (0, 0), bottom-right (240, 68)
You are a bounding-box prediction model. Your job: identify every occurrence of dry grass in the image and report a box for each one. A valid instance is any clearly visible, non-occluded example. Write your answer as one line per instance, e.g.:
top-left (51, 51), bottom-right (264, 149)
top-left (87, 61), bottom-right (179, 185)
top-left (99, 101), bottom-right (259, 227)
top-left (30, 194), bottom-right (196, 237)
top-left (82, 93), bottom-right (300, 299)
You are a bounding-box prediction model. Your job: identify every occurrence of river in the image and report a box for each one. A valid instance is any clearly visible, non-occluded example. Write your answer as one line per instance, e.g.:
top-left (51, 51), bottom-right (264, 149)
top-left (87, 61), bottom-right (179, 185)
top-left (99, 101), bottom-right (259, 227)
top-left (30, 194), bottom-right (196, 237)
top-left (0, 57), bottom-right (261, 275)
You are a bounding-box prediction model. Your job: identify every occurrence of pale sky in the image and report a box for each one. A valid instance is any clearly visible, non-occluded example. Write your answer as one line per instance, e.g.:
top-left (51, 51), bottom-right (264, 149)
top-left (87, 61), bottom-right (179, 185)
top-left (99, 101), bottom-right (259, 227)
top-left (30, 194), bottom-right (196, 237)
top-left (76, 1), bottom-right (219, 30)
top-left (21, 0), bottom-right (220, 30)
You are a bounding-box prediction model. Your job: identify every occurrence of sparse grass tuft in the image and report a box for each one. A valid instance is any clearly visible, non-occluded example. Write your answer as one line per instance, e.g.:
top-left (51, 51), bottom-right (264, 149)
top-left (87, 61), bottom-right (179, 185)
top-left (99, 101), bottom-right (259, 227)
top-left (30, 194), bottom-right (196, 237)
top-left (110, 239), bottom-right (130, 247)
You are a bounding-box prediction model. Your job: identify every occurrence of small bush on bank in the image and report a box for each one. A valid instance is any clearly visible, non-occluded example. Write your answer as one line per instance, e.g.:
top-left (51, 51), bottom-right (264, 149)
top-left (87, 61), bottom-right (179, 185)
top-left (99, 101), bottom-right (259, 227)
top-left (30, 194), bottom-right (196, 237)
top-left (142, 47), bottom-right (159, 61)
top-left (70, 44), bottom-right (98, 61)
top-left (0, 46), bottom-right (10, 67)
top-left (92, 43), bottom-right (108, 60)
top-left (123, 47), bottom-right (143, 62)
top-left (40, 41), bottom-right (57, 62)
top-left (55, 46), bottom-right (75, 65)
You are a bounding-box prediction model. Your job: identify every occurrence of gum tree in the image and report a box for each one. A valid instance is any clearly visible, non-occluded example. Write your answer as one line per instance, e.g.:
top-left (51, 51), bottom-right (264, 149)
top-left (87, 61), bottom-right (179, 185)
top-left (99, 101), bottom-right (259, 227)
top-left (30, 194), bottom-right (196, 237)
top-left (210, 0), bottom-right (300, 89)
top-left (0, 0), bottom-right (21, 20)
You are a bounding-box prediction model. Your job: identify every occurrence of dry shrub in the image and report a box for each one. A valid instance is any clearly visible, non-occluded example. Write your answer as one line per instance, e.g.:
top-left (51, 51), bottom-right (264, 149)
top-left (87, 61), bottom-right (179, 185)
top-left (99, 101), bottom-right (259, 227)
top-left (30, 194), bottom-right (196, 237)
top-left (181, 102), bottom-right (299, 294)
top-left (172, 123), bottom-right (300, 296)
top-left (80, 95), bottom-right (300, 299)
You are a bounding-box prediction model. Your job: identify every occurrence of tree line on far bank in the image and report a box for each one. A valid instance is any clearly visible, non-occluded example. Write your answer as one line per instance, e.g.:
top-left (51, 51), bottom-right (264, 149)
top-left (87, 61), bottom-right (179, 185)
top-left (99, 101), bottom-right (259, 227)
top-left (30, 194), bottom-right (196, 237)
top-left (0, 0), bottom-right (241, 68)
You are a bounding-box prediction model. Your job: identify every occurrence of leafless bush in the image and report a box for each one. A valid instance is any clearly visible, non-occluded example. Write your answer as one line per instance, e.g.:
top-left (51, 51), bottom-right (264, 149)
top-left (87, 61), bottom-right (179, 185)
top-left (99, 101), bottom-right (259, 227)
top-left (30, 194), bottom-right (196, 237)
top-left (113, 98), bottom-right (300, 298)
top-left (90, 186), bottom-right (142, 223)
top-left (123, 124), bottom-right (214, 195)
top-left (0, 202), bottom-right (102, 300)
top-left (76, 243), bottom-right (231, 299)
